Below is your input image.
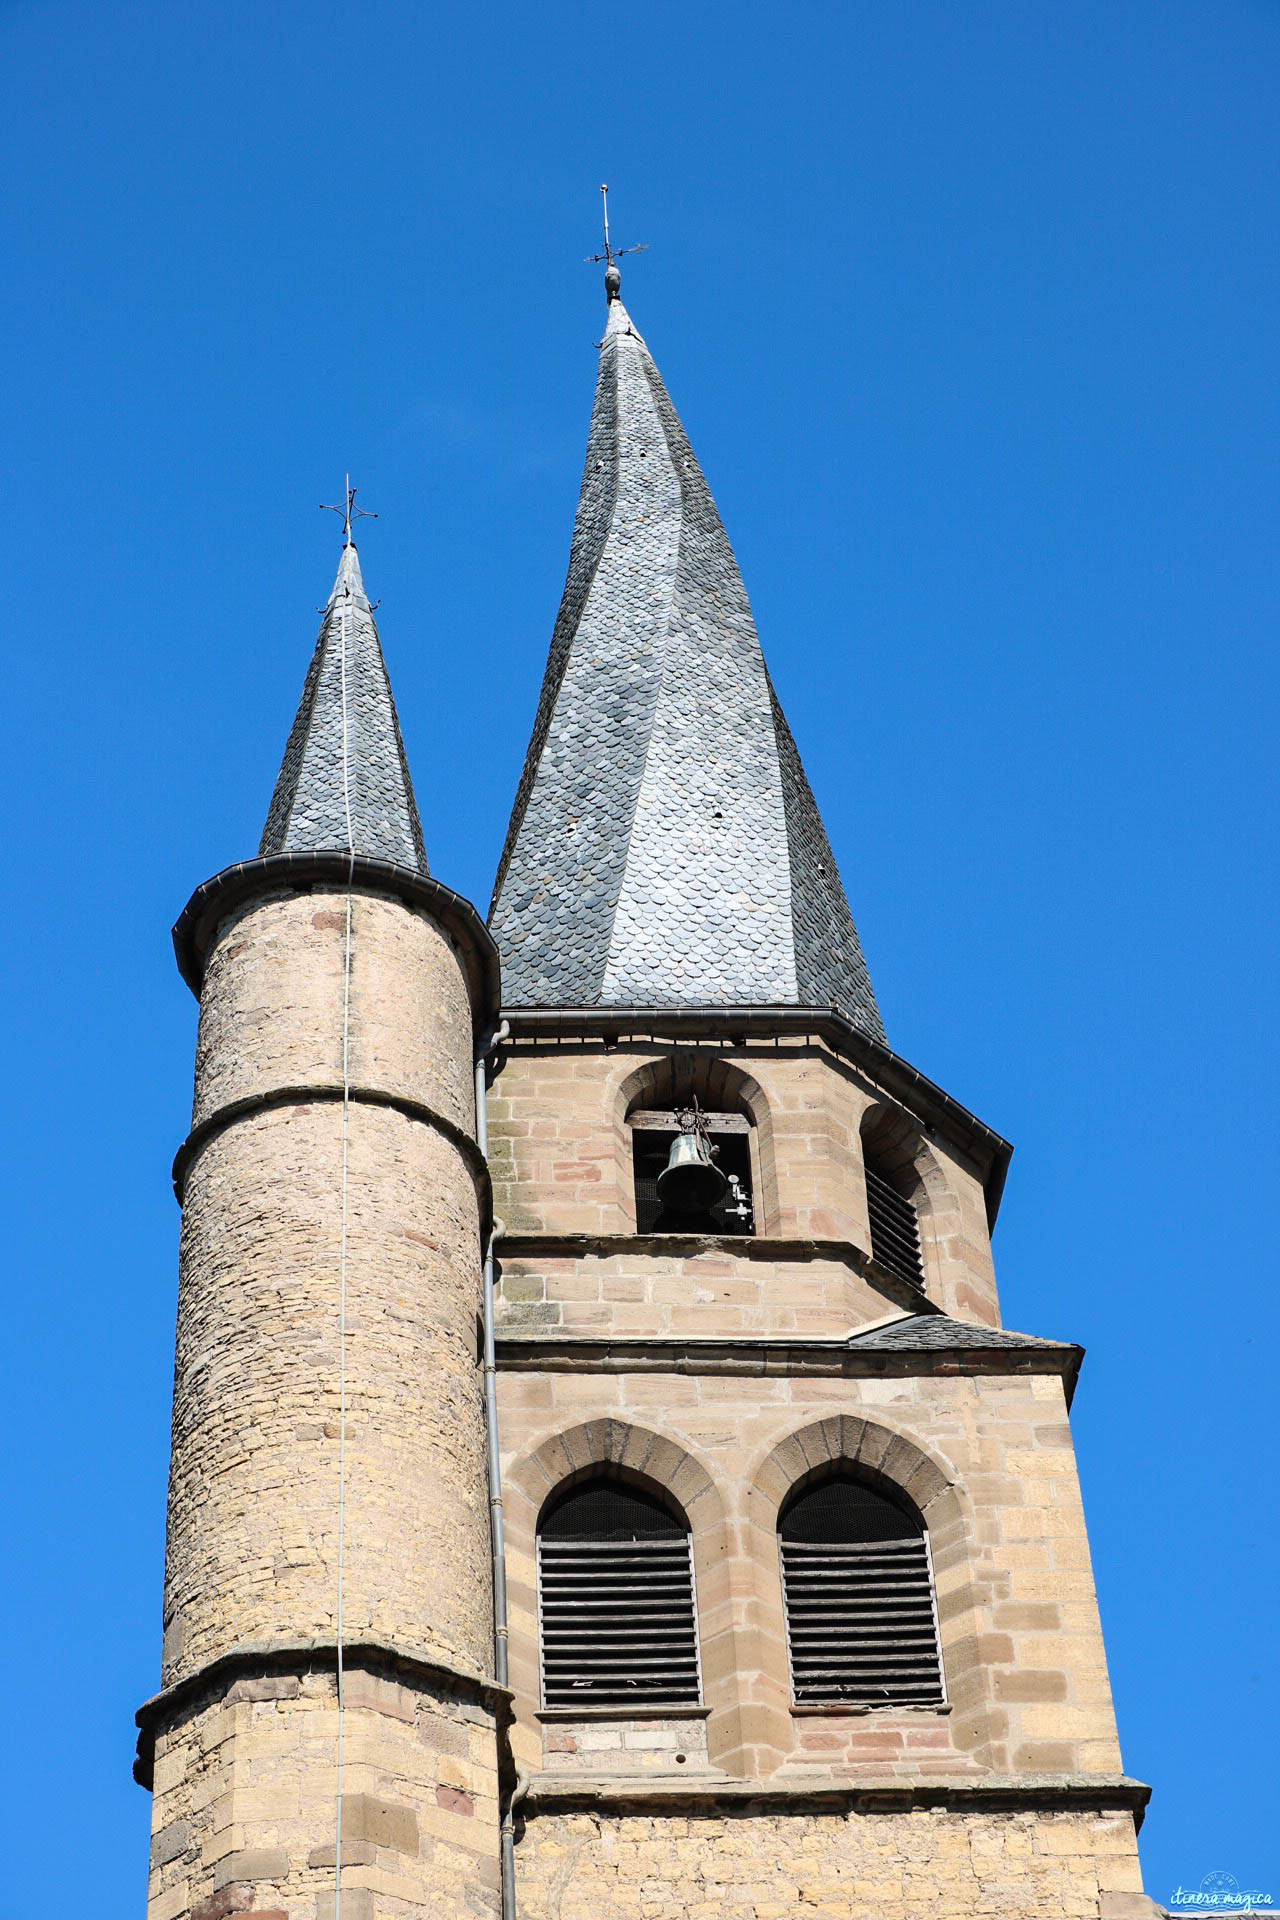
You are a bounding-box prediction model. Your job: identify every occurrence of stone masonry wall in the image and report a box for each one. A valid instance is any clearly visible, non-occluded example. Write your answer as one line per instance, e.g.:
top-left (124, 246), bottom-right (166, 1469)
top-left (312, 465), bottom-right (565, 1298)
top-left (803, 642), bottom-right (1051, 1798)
top-left (514, 1807), bottom-right (1153, 1920)
top-left (497, 1370), bottom-right (1123, 1784)
top-left (146, 1666), bottom-right (500, 1920)
top-left (150, 884), bottom-right (498, 1919)
top-left (487, 1040), bottom-right (1001, 1326)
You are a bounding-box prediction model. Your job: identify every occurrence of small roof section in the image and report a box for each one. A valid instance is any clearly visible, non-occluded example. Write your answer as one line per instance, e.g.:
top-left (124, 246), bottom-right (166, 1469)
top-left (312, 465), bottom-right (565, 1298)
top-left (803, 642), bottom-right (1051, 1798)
top-left (489, 285), bottom-right (883, 1039)
top-left (259, 541), bottom-right (429, 874)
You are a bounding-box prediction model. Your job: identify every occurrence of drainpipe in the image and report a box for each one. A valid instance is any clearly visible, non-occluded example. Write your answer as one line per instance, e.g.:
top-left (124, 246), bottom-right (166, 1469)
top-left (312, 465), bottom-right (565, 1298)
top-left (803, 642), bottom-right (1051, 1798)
top-left (475, 1020), bottom-right (521, 1920)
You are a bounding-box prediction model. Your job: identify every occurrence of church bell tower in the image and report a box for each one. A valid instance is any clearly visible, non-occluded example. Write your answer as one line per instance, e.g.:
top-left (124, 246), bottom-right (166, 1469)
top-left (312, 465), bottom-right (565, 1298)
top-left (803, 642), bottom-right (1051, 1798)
top-left (137, 248), bottom-right (1157, 1920)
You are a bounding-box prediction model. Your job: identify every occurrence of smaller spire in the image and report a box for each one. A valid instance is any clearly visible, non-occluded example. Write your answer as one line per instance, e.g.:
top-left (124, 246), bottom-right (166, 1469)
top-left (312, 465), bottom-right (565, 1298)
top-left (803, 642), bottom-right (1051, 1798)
top-left (258, 504), bottom-right (429, 875)
top-left (584, 182), bottom-right (648, 304)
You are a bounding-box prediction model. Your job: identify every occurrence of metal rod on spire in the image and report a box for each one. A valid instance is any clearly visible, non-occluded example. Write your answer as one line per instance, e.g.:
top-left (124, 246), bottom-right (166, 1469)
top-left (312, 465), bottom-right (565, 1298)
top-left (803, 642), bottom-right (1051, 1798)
top-left (321, 473), bottom-right (378, 547)
top-left (585, 182), bottom-right (649, 265)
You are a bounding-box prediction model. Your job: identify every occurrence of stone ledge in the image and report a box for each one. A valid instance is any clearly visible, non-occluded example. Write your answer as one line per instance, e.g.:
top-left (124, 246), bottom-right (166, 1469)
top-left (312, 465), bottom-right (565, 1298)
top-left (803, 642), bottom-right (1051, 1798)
top-left (172, 1081), bottom-right (491, 1220)
top-left (536, 1704), bottom-right (712, 1723)
top-left (133, 1638), bottom-right (513, 1790)
top-left (520, 1770), bottom-right (1153, 1828)
top-left (494, 1331), bottom-right (1082, 1397)
top-left (174, 850), bottom-right (501, 1024)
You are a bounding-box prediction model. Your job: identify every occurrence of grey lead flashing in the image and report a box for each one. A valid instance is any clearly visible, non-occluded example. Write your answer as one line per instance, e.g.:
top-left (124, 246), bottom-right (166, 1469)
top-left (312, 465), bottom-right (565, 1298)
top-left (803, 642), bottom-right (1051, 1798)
top-left (497, 1003), bottom-right (1013, 1226)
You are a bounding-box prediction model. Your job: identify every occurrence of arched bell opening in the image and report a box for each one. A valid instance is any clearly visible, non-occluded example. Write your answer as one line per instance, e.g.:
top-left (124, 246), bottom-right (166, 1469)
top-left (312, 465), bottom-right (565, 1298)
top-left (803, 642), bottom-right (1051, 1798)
top-left (621, 1054), bottom-right (771, 1236)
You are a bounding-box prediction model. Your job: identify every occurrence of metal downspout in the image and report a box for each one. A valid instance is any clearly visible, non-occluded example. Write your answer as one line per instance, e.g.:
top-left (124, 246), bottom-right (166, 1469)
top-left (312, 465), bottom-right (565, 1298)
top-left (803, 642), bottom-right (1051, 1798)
top-left (475, 1021), bottom-right (521, 1920)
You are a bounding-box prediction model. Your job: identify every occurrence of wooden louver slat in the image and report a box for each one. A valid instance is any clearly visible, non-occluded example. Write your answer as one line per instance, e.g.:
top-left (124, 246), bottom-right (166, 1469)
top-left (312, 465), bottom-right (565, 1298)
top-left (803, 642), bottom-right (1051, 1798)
top-left (538, 1537), bottom-right (702, 1708)
top-left (864, 1163), bottom-right (925, 1287)
top-left (781, 1536), bottom-right (944, 1704)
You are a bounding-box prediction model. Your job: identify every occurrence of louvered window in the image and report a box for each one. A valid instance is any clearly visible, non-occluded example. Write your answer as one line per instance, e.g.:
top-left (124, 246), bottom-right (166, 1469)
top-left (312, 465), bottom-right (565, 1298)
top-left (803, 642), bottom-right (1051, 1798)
top-left (864, 1157), bottom-right (925, 1288)
top-left (538, 1481), bottom-right (702, 1709)
top-left (780, 1476), bottom-right (944, 1706)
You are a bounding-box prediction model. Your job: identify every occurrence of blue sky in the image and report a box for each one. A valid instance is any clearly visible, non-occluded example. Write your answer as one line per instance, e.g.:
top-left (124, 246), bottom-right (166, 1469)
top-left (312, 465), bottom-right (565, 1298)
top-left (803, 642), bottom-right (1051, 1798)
top-left (3, 1), bottom-right (1277, 1911)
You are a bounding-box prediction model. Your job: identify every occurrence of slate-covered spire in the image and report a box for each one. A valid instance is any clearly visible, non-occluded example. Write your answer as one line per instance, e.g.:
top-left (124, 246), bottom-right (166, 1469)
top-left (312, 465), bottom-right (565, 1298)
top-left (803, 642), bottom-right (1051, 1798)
top-left (489, 283), bottom-right (884, 1041)
top-left (259, 539), bottom-right (429, 874)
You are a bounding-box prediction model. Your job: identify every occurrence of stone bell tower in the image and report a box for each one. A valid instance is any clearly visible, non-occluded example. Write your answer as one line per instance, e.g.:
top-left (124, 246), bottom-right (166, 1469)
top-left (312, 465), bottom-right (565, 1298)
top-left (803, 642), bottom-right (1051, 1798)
top-left (138, 534), bottom-right (504, 1920)
top-left (484, 266), bottom-right (1159, 1920)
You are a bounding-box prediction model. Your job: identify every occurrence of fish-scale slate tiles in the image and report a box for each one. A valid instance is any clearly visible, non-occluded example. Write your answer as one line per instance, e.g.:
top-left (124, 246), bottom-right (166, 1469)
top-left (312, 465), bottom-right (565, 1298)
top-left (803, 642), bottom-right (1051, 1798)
top-left (489, 296), bottom-right (884, 1040)
top-left (260, 546), bottom-right (428, 875)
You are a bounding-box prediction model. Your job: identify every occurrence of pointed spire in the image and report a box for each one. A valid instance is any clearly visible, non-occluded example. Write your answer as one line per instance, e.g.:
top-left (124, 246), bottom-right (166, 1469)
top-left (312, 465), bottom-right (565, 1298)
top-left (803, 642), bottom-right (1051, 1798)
top-left (489, 294), bottom-right (884, 1041)
top-left (259, 537), bottom-right (429, 875)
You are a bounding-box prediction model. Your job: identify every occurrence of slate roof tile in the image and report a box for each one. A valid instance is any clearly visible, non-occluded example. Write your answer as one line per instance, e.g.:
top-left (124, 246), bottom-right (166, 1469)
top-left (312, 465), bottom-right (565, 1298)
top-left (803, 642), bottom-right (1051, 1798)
top-left (259, 543), bottom-right (429, 874)
top-left (489, 289), bottom-right (883, 1038)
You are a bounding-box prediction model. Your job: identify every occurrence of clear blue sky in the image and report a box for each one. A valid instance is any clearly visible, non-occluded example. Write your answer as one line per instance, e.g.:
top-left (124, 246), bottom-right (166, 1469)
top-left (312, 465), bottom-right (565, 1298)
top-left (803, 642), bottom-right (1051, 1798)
top-left (3, 1), bottom-right (1276, 1911)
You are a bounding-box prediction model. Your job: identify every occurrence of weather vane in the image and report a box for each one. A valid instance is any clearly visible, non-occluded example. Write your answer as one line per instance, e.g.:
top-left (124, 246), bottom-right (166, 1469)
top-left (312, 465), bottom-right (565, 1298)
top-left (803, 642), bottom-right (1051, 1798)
top-left (320, 473), bottom-right (377, 547)
top-left (585, 184), bottom-right (648, 299)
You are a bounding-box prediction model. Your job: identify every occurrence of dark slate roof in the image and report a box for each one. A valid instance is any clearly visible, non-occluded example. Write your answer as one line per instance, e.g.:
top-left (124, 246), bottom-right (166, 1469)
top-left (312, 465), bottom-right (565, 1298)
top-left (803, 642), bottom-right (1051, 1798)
top-left (847, 1314), bottom-right (1067, 1353)
top-left (489, 288), bottom-right (884, 1039)
top-left (259, 543), bottom-right (429, 874)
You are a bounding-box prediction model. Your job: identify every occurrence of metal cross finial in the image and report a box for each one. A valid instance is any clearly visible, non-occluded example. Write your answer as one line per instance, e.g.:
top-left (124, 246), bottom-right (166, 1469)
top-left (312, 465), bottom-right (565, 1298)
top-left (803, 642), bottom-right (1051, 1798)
top-left (320, 473), bottom-right (377, 547)
top-left (585, 184), bottom-right (648, 298)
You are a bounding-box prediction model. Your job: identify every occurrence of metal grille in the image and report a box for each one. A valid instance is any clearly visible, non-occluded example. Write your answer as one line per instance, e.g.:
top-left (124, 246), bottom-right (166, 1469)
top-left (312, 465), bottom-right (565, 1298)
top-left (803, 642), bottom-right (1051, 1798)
top-left (780, 1480), bottom-right (944, 1706)
top-left (538, 1486), bottom-right (702, 1709)
top-left (864, 1161), bottom-right (924, 1287)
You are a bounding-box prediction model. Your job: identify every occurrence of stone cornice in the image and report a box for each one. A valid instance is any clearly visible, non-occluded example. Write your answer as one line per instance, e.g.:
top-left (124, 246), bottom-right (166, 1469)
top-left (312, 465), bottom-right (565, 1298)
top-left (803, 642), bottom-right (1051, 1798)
top-left (494, 1331), bottom-right (1084, 1404)
top-left (133, 1638), bottom-right (513, 1791)
top-left (497, 1230), bottom-right (924, 1314)
top-left (521, 1771), bottom-right (1152, 1828)
top-left (499, 1004), bottom-right (1013, 1227)
top-left (172, 1082), bottom-right (491, 1226)
top-left (173, 851), bottom-right (500, 1029)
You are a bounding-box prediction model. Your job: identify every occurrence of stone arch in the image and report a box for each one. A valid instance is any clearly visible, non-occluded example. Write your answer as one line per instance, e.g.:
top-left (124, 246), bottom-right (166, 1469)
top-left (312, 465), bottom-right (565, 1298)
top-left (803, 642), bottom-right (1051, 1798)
top-left (503, 1420), bottom-right (743, 1770)
top-left (611, 1051), bottom-right (779, 1232)
top-left (745, 1414), bottom-right (1001, 1765)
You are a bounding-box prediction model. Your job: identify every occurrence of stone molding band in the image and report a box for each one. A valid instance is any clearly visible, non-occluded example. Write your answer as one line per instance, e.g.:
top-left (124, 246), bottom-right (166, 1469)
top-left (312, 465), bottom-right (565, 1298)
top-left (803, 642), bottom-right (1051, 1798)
top-left (133, 1638), bottom-right (514, 1790)
top-left (172, 1082), bottom-right (492, 1227)
top-left (173, 850), bottom-right (502, 1031)
top-left (500, 1003), bottom-right (1013, 1226)
top-left (494, 1333), bottom-right (1084, 1401)
top-left (519, 1772), bottom-right (1152, 1828)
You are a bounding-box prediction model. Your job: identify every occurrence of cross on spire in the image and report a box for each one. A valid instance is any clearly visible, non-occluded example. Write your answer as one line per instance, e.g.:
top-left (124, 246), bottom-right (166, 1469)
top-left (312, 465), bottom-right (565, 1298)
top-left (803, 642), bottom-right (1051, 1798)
top-left (320, 474), bottom-right (377, 547)
top-left (584, 183), bottom-right (648, 300)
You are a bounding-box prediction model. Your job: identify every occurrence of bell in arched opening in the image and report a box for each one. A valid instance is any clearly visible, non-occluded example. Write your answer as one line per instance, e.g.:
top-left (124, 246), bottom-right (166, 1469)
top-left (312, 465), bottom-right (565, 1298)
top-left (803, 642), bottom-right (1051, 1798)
top-left (656, 1127), bottom-right (730, 1216)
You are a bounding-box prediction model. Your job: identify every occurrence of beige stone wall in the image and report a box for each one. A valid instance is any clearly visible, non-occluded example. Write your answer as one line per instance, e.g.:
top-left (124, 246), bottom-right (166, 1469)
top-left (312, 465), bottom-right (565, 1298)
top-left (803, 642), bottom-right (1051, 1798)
top-left (487, 1040), bottom-right (1002, 1326)
top-left (146, 1666), bottom-right (500, 1920)
top-left (167, 1100), bottom-right (491, 1682)
top-left (496, 1371), bottom-right (1123, 1784)
top-left (151, 882), bottom-right (497, 1918)
top-left (193, 888), bottom-right (476, 1134)
top-left (513, 1807), bottom-right (1152, 1920)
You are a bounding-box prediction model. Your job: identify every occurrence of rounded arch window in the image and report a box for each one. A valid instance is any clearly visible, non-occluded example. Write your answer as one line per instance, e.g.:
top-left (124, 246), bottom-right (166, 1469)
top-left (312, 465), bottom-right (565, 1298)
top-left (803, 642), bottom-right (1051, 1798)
top-left (779, 1471), bottom-right (944, 1705)
top-left (537, 1478), bottom-right (702, 1709)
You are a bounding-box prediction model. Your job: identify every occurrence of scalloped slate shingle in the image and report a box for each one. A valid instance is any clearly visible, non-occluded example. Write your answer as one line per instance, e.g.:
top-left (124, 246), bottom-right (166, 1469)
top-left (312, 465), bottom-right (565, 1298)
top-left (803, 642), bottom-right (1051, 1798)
top-left (259, 543), bottom-right (429, 874)
top-left (489, 293), bottom-right (883, 1040)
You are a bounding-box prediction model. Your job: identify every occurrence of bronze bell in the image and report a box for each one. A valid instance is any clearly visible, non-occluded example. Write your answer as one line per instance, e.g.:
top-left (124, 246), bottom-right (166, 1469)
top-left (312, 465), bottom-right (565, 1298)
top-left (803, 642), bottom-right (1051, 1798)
top-left (656, 1129), bottom-right (729, 1213)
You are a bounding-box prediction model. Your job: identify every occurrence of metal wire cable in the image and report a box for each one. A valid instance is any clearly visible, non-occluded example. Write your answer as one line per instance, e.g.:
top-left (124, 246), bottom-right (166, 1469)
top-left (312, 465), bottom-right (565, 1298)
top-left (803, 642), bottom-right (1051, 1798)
top-left (334, 582), bottom-right (357, 1918)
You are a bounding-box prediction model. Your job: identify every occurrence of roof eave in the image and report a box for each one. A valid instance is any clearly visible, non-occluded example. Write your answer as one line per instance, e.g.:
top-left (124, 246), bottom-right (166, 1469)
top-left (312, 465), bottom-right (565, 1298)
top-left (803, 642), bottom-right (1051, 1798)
top-left (499, 1001), bottom-right (1013, 1228)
